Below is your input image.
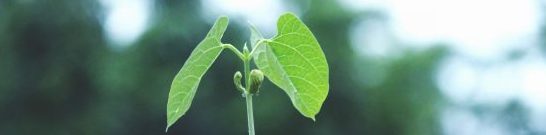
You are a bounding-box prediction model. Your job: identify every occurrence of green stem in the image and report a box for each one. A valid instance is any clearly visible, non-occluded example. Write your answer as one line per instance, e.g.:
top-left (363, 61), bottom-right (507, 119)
top-left (221, 43), bottom-right (257, 135)
top-left (245, 93), bottom-right (255, 135)
top-left (243, 50), bottom-right (256, 135)
top-left (222, 44), bottom-right (245, 60)
top-left (249, 39), bottom-right (269, 56)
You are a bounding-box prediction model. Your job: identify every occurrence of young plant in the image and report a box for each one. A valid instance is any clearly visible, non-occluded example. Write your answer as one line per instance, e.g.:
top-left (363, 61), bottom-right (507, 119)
top-left (165, 12), bottom-right (329, 135)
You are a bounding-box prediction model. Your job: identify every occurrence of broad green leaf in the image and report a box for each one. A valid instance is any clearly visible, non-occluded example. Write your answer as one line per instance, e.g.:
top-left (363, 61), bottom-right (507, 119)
top-left (166, 16), bottom-right (228, 130)
top-left (252, 13), bottom-right (329, 120)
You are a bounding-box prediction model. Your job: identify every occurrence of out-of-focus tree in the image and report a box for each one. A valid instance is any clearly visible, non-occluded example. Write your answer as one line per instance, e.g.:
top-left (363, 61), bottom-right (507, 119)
top-left (0, 0), bottom-right (108, 134)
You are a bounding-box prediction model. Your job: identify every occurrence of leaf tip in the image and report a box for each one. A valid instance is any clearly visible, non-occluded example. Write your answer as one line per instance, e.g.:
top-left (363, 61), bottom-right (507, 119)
top-left (303, 113), bottom-right (317, 122)
top-left (309, 115), bottom-right (316, 122)
top-left (216, 16), bottom-right (229, 27)
top-left (247, 20), bottom-right (255, 27)
top-left (165, 124), bottom-right (171, 133)
top-left (165, 120), bottom-right (174, 132)
top-left (207, 15), bottom-right (230, 38)
top-left (247, 22), bottom-right (260, 34)
top-left (218, 15), bottom-right (229, 21)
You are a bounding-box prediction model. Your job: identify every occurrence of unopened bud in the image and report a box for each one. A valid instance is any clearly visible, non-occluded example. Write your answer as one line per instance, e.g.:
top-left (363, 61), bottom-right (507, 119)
top-left (249, 69), bottom-right (264, 94)
top-left (243, 43), bottom-right (250, 55)
top-left (233, 71), bottom-right (244, 92)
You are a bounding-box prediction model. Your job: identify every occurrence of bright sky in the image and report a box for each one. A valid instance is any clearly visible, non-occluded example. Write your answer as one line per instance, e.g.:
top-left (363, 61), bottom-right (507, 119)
top-left (101, 0), bottom-right (151, 46)
top-left (342, 0), bottom-right (543, 60)
top-left (201, 0), bottom-right (290, 37)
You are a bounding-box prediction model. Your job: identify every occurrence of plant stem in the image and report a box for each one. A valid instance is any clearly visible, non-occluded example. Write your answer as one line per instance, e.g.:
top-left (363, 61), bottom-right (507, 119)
top-left (245, 94), bottom-right (255, 135)
top-left (243, 52), bottom-right (256, 135)
top-left (248, 39), bottom-right (267, 56)
top-left (222, 44), bottom-right (245, 60)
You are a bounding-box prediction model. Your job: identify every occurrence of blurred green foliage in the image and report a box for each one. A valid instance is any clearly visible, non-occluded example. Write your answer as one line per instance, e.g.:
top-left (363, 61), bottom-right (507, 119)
top-left (1, 0), bottom-right (543, 135)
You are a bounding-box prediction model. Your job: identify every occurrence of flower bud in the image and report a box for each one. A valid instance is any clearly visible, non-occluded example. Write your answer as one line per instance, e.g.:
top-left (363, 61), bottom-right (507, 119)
top-left (233, 71), bottom-right (244, 92)
top-left (249, 69), bottom-right (264, 94)
top-left (243, 43), bottom-right (250, 55)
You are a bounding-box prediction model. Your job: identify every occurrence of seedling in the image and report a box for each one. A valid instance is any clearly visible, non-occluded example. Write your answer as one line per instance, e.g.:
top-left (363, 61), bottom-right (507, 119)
top-left (166, 12), bottom-right (329, 135)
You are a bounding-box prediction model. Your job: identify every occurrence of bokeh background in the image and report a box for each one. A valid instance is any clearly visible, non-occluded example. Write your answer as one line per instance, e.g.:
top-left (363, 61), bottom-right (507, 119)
top-left (1, 0), bottom-right (545, 134)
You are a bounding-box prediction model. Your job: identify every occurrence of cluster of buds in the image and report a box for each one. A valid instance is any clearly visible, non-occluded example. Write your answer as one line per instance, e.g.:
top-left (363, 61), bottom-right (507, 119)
top-left (233, 69), bottom-right (264, 95)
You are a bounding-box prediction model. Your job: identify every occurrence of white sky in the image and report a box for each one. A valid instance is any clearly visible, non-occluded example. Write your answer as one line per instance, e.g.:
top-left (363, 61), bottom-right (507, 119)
top-left (201, 0), bottom-right (289, 38)
top-left (342, 0), bottom-right (543, 61)
top-left (101, 0), bottom-right (151, 46)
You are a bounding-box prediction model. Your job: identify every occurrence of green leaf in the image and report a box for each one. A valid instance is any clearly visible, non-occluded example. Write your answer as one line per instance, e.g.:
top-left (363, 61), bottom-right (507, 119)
top-left (252, 13), bottom-right (329, 120)
top-left (166, 16), bottom-right (228, 131)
